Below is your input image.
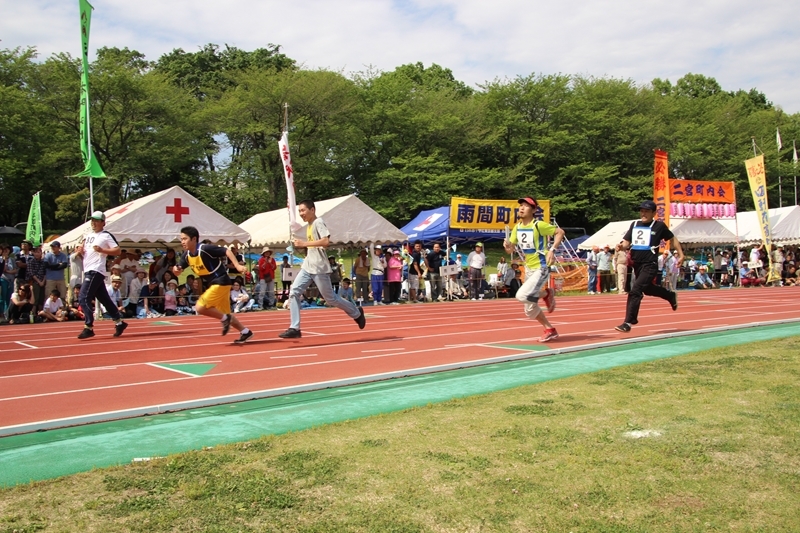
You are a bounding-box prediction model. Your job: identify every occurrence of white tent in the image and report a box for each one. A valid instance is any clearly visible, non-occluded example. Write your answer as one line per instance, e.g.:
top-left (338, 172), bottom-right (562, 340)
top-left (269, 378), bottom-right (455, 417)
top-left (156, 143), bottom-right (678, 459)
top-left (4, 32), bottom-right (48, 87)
top-left (578, 220), bottom-right (634, 250)
top-left (579, 218), bottom-right (737, 249)
top-left (734, 205), bottom-right (800, 245)
top-left (579, 205), bottom-right (800, 250)
top-left (59, 186), bottom-right (249, 248)
top-left (240, 194), bottom-right (407, 247)
top-left (669, 218), bottom-right (738, 245)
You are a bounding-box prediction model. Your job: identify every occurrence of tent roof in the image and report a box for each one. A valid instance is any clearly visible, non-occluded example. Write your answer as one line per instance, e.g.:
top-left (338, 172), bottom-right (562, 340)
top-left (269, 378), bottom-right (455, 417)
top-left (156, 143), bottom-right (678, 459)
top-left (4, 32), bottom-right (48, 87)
top-left (735, 205), bottom-right (800, 245)
top-left (669, 218), bottom-right (738, 244)
top-left (578, 220), bottom-right (633, 250)
top-left (579, 206), bottom-right (800, 250)
top-left (401, 207), bottom-right (450, 241)
top-left (58, 186), bottom-right (249, 248)
top-left (580, 218), bottom-right (741, 249)
top-left (240, 195), bottom-right (407, 247)
top-left (399, 206), bottom-right (507, 243)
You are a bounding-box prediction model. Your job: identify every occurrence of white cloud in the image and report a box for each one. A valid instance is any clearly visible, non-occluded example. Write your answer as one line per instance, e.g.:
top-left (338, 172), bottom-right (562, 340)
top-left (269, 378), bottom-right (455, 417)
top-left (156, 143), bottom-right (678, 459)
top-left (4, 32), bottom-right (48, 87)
top-left (1, 0), bottom-right (798, 112)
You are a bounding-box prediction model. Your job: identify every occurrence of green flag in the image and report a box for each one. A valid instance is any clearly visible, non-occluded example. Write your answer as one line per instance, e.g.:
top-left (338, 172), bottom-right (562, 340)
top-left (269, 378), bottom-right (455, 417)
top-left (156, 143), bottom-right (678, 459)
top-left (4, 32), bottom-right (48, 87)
top-left (26, 193), bottom-right (43, 247)
top-left (75, 0), bottom-right (105, 178)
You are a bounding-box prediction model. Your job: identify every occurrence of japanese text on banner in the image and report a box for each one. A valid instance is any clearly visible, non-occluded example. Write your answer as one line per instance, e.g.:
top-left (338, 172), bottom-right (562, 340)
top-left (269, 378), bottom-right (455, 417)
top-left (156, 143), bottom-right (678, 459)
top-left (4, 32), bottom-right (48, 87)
top-left (668, 179), bottom-right (735, 204)
top-left (449, 197), bottom-right (550, 230)
top-left (744, 155), bottom-right (775, 269)
top-left (653, 150), bottom-right (670, 232)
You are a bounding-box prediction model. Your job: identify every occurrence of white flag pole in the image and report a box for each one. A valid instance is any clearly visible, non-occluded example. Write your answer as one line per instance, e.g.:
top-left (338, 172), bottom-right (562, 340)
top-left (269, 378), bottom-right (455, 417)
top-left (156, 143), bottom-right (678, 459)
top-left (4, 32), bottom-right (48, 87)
top-left (777, 128), bottom-right (783, 207)
top-left (794, 140), bottom-right (798, 205)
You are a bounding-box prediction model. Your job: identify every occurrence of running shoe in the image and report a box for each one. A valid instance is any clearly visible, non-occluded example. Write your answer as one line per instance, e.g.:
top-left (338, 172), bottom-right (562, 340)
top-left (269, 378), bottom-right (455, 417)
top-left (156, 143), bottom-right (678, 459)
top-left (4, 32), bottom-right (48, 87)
top-left (539, 328), bottom-right (559, 342)
top-left (234, 330), bottom-right (254, 344)
top-left (354, 308), bottom-right (366, 330)
top-left (113, 321), bottom-right (128, 338)
top-left (615, 322), bottom-right (632, 333)
top-left (77, 327), bottom-right (95, 339)
top-left (279, 328), bottom-right (302, 338)
top-left (542, 288), bottom-right (556, 313)
top-left (221, 313), bottom-right (232, 336)
top-left (669, 291), bottom-right (678, 311)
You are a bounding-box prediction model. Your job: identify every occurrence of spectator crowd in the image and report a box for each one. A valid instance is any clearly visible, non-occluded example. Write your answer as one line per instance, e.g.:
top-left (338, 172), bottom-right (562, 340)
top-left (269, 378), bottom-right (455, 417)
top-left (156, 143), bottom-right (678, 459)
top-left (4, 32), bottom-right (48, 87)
top-left (2, 239), bottom-right (798, 326)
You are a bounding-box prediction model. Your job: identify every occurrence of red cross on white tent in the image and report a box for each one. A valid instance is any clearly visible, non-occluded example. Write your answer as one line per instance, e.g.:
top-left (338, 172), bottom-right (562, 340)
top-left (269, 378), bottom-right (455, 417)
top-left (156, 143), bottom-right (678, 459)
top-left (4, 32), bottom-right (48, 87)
top-left (166, 198), bottom-right (190, 222)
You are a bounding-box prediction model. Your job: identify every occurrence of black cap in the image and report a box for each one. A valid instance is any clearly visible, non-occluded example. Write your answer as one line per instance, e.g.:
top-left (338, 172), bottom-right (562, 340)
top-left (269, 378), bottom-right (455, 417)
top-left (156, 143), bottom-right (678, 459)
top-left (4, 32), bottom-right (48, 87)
top-left (638, 200), bottom-right (657, 211)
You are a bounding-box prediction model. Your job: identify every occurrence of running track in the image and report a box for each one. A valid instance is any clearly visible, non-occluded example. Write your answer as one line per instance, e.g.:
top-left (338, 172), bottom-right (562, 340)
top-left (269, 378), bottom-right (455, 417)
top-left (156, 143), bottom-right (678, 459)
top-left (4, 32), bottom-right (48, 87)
top-left (1, 286), bottom-right (798, 436)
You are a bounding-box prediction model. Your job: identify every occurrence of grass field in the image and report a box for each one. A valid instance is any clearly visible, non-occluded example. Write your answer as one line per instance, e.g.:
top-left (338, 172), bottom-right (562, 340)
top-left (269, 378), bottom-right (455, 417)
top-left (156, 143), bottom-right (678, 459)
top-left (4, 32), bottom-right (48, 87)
top-left (1, 336), bottom-right (798, 532)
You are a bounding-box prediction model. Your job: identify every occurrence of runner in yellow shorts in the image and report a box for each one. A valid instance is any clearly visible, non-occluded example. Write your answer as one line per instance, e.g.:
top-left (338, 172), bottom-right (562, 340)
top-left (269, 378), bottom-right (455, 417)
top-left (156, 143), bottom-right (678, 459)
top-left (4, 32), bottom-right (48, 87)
top-left (173, 226), bottom-right (254, 344)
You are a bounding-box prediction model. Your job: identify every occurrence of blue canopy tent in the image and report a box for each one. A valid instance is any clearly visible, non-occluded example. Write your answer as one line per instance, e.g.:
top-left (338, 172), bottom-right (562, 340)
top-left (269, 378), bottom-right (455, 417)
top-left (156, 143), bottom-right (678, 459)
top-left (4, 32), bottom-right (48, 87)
top-left (400, 207), bottom-right (505, 243)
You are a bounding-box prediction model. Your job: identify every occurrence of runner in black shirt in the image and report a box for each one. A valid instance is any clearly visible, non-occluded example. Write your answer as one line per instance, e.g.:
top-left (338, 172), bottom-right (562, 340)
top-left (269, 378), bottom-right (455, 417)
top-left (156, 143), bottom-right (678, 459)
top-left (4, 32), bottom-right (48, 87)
top-left (174, 226), bottom-right (254, 343)
top-left (615, 200), bottom-right (684, 333)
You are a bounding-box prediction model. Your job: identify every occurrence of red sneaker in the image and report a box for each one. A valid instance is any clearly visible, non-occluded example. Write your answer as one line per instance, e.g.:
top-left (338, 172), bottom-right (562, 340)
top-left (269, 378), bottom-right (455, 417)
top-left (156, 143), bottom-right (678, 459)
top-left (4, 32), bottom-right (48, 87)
top-left (539, 328), bottom-right (559, 342)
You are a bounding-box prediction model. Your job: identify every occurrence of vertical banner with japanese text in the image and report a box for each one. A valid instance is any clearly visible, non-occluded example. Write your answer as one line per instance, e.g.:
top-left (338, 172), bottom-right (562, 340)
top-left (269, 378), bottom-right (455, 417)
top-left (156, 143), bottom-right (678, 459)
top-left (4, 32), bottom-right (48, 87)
top-left (449, 197), bottom-right (551, 232)
top-left (278, 131), bottom-right (302, 233)
top-left (653, 150), bottom-right (670, 226)
top-left (653, 150), bottom-right (670, 251)
top-left (744, 155), bottom-right (778, 282)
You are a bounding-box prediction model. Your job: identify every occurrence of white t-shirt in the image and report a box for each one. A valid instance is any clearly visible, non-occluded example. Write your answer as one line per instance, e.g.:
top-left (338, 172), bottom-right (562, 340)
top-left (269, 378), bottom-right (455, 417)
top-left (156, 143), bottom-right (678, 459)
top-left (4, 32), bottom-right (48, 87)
top-left (43, 297), bottom-right (63, 314)
top-left (467, 251), bottom-right (486, 269)
top-left (119, 258), bottom-right (138, 280)
top-left (302, 217), bottom-right (332, 275)
top-left (82, 231), bottom-right (118, 273)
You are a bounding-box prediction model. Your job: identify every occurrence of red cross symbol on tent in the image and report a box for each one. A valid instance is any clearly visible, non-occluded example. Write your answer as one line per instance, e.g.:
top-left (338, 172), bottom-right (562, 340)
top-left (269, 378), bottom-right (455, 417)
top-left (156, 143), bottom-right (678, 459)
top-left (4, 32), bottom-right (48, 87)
top-left (166, 198), bottom-right (190, 223)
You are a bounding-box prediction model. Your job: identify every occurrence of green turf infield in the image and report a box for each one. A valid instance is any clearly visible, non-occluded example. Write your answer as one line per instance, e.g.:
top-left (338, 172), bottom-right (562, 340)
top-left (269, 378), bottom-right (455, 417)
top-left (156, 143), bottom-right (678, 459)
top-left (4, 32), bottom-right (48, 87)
top-left (1, 324), bottom-right (799, 531)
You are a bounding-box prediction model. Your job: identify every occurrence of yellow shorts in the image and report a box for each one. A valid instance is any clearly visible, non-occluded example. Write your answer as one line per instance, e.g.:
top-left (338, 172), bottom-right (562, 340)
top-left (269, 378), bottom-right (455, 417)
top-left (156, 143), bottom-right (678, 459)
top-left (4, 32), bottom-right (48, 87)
top-left (197, 284), bottom-right (231, 314)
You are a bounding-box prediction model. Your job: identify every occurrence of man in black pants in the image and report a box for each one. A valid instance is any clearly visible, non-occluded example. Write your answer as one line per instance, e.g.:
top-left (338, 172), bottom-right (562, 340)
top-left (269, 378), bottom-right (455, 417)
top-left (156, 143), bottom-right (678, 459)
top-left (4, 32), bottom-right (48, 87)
top-left (77, 211), bottom-right (128, 339)
top-left (615, 200), bottom-right (684, 333)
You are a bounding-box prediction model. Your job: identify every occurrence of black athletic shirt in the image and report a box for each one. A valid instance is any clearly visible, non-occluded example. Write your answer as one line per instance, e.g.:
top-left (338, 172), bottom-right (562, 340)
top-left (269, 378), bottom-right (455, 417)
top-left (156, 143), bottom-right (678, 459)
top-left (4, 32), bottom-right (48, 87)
top-left (623, 219), bottom-right (674, 265)
top-left (178, 244), bottom-right (232, 287)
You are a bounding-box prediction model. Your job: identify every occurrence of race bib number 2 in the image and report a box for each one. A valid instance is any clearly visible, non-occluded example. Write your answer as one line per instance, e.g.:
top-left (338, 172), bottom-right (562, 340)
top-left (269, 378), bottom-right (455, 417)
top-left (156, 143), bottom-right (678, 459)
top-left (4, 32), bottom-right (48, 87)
top-left (632, 228), bottom-right (651, 248)
top-left (517, 229), bottom-right (534, 251)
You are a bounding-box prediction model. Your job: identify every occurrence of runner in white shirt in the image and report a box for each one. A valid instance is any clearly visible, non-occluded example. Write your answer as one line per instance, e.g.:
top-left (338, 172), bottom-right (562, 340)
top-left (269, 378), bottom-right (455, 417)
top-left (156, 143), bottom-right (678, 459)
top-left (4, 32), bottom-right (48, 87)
top-left (278, 200), bottom-right (366, 339)
top-left (77, 211), bottom-right (128, 339)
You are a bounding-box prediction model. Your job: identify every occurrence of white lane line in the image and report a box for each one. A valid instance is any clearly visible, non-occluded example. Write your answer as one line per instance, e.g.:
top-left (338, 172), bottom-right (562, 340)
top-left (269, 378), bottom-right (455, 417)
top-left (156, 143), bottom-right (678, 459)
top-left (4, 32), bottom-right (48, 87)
top-left (270, 354), bottom-right (319, 359)
top-left (302, 331), bottom-right (326, 336)
top-left (15, 341), bottom-right (37, 349)
top-left (361, 348), bottom-right (405, 353)
top-left (146, 363), bottom-right (202, 378)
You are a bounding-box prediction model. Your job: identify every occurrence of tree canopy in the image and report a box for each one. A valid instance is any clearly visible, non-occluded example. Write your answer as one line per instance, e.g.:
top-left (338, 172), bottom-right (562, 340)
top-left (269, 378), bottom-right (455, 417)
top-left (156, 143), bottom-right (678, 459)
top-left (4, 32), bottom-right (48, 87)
top-left (1, 44), bottom-right (797, 236)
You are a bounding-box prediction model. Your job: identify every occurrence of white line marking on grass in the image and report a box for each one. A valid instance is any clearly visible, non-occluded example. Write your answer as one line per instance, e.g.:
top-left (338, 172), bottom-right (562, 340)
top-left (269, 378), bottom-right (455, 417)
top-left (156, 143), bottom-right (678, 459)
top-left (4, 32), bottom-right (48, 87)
top-left (15, 341), bottom-right (37, 349)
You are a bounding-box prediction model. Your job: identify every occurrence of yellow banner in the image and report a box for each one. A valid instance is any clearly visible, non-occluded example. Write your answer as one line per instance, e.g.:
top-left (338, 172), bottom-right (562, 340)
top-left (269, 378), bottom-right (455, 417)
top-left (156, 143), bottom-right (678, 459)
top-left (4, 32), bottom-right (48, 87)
top-left (744, 155), bottom-right (778, 282)
top-left (669, 179), bottom-right (736, 203)
top-left (449, 197), bottom-right (551, 230)
top-left (653, 149), bottom-right (670, 229)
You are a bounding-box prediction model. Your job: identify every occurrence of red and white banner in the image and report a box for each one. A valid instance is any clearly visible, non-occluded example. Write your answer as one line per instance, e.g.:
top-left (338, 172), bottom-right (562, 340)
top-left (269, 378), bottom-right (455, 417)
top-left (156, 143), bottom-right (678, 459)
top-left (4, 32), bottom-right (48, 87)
top-left (279, 131), bottom-right (303, 233)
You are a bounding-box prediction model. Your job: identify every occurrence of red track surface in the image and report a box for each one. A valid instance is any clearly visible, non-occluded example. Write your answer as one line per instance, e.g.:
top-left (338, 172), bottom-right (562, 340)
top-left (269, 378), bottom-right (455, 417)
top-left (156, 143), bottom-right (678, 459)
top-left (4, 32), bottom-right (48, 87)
top-left (1, 286), bottom-right (798, 435)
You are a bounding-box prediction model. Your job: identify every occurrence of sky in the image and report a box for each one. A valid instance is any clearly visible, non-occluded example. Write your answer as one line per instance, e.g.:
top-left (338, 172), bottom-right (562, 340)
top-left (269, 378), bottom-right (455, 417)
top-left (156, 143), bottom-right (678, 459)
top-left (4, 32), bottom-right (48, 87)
top-left (2, 0), bottom-right (799, 114)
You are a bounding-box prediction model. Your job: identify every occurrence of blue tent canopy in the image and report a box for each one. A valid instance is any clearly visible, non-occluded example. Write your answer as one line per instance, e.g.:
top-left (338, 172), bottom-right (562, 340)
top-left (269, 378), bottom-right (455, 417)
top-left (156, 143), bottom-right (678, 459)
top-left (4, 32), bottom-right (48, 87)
top-left (400, 207), bottom-right (505, 243)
